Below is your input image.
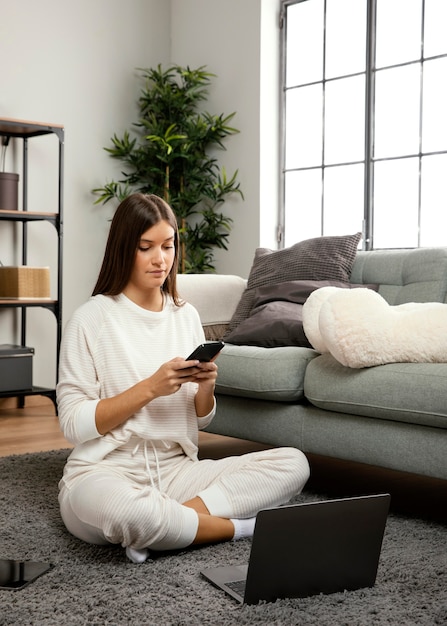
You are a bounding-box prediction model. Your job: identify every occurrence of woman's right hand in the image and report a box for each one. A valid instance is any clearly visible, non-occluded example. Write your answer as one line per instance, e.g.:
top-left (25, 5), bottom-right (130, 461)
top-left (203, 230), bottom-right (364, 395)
top-left (146, 357), bottom-right (200, 398)
top-left (95, 357), bottom-right (200, 435)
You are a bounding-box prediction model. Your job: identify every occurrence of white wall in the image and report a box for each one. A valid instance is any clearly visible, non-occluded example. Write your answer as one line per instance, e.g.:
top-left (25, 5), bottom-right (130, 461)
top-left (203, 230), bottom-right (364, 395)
top-left (0, 0), bottom-right (171, 388)
top-left (171, 0), bottom-right (280, 276)
top-left (0, 0), bottom-right (279, 389)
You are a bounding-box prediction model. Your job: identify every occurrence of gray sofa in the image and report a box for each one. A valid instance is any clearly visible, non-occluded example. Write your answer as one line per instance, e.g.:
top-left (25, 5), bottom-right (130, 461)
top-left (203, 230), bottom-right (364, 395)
top-left (178, 248), bottom-right (447, 482)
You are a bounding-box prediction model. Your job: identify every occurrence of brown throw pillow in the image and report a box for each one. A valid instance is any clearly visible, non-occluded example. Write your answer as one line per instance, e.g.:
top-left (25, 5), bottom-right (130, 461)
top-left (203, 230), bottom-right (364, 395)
top-left (225, 233), bottom-right (362, 335)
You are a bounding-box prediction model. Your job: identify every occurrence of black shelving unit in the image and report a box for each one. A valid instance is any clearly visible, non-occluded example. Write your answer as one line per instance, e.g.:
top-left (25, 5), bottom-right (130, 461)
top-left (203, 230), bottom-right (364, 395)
top-left (0, 117), bottom-right (64, 409)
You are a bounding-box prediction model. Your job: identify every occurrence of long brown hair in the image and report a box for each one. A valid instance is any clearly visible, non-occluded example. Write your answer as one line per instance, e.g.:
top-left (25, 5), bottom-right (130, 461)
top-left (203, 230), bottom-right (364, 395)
top-left (92, 193), bottom-right (182, 305)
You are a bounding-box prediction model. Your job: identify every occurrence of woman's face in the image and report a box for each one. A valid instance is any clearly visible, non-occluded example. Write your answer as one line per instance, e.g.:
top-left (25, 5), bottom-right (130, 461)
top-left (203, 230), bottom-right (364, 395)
top-left (127, 220), bottom-right (176, 293)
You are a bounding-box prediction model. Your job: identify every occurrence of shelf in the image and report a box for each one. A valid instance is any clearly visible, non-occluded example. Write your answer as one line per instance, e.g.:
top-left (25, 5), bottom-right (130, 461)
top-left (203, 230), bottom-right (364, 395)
top-left (0, 117), bottom-right (64, 141)
top-left (0, 299), bottom-right (57, 309)
top-left (0, 386), bottom-right (57, 409)
top-left (0, 116), bottom-right (64, 407)
top-left (0, 210), bottom-right (58, 226)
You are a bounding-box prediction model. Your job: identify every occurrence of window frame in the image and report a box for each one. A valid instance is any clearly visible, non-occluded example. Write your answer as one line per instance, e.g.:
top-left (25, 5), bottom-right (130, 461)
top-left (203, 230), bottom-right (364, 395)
top-left (279, 0), bottom-right (447, 251)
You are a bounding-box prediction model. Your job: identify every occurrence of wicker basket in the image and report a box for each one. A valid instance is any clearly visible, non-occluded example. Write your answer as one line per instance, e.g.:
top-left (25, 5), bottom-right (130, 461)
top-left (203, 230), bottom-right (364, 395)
top-left (0, 266), bottom-right (50, 298)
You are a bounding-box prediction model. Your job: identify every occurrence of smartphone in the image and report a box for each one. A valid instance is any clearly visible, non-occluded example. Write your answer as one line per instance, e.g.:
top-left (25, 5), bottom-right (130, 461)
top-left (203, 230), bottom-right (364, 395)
top-left (0, 559), bottom-right (53, 590)
top-left (186, 341), bottom-right (224, 362)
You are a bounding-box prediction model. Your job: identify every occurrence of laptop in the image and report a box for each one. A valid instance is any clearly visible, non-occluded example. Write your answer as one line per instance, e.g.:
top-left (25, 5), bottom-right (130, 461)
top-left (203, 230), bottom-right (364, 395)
top-left (201, 493), bottom-right (390, 605)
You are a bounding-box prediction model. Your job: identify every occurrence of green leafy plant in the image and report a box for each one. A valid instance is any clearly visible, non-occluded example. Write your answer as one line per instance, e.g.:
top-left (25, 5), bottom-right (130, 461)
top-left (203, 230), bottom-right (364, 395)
top-left (93, 65), bottom-right (243, 273)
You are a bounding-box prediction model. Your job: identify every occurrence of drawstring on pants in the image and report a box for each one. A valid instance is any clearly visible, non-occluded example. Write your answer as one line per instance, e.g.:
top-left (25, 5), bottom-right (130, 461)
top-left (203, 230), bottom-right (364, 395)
top-left (132, 440), bottom-right (163, 492)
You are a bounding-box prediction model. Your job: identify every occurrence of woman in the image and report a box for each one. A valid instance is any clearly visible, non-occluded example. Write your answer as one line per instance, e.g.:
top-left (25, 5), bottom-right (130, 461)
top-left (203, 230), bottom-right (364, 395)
top-left (57, 193), bottom-right (310, 563)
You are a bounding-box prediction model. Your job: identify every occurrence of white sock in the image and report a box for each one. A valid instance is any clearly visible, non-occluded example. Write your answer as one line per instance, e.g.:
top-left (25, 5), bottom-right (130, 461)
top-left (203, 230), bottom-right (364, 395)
top-left (230, 517), bottom-right (257, 541)
top-left (126, 546), bottom-right (149, 564)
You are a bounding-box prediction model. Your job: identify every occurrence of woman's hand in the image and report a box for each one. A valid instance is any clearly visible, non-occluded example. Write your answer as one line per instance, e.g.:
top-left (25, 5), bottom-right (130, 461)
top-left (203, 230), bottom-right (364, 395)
top-left (148, 357), bottom-right (203, 397)
top-left (189, 361), bottom-right (218, 390)
top-left (186, 359), bottom-right (218, 418)
top-left (152, 357), bottom-right (217, 418)
top-left (95, 358), bottom-right (210, 434)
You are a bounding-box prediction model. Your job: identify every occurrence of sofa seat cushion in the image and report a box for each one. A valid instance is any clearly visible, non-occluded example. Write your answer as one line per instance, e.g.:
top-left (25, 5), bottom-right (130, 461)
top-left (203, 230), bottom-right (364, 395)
top-left (304, 353), bottom-right (447, 429)
top-left (216, 344), bottom-right (318, 402)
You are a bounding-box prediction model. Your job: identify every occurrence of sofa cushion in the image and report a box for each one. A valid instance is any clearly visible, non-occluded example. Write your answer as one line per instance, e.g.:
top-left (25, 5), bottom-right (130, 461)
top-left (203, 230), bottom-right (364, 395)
top-left (350, 247), bottom-right (447, 304)
top-left (304, 353), bottom-right (447, 429)
top-left (216, 343), bottom-right (318, 401)
top-left (225, 232), bottom-right (362, 335)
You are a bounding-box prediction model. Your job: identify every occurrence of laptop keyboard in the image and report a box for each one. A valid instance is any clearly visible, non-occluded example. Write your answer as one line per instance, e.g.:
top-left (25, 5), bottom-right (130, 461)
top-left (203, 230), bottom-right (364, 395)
top-left (225, 579), bottom-right (246, 596)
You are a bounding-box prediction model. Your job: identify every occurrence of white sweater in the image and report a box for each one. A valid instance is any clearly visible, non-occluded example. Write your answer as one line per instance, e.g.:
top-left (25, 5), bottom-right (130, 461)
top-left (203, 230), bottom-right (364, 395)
top-left (57, 293), bottom-right (215, 463)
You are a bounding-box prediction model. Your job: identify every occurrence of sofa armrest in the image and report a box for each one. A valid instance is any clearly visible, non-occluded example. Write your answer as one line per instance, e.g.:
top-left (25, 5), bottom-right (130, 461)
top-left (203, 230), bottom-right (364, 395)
top-left (177, 274), bottom-right (247, 327)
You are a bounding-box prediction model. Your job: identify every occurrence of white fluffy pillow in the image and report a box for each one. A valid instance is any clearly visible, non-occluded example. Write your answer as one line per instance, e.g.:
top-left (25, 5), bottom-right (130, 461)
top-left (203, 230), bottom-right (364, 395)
top-left (302, 286), bottom-right (338, 353)
top-left (303, 287), bottom-right (447, 368)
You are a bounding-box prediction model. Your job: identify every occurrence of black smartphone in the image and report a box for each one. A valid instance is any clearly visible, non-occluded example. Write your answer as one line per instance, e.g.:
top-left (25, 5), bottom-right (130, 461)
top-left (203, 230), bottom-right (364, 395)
top-left (186, 341), bottom-right (224, 362)
top-left (0, 559), bottom-right (53, 590)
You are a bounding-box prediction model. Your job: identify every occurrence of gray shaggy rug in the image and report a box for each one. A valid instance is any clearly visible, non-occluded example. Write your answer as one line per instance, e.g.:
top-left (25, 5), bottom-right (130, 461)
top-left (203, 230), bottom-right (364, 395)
top-left (0, 449), bottom-right (446, 625)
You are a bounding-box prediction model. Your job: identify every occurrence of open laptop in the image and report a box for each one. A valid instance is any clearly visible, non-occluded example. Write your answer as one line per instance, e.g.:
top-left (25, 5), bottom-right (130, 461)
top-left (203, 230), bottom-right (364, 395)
top-left (201, 493), bottom-right (390, 605)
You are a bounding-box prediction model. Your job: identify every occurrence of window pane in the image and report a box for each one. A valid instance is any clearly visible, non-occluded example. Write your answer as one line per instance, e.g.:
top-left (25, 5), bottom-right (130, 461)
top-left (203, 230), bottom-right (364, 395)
top-left (282, 0), bottom-right (446, 253)
top-left (420, 155), bottom-right (447, 246)
top-left (373, 159), bottom-right (419, 248)
top-left (286, 0), bottom-right (324, 86)
top-left (325, 75), bottom-right (365, 164)
top-left (422, 58), bottom-right (447, 153)
top-left (376, 0), bottom-right (422, 68)
top-left (424, 0), bottom-right (447, 58)
top-left (325, 0), bottom-right (367, 79)
top-left (284, 169), bottom-right (322, 246)
top-left (375, 65), bottom-right (421, 159)
top-left (285, 84), bottom-right (323, 169)
top-left (323, 164), bottom-right (364, 235)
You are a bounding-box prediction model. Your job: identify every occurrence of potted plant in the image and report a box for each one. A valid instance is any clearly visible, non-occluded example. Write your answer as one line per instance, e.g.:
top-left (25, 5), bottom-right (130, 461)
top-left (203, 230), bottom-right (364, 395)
top-left (0, 138), bottom-right (19, 211)
top-left (93, 64), bottom-right (243, 273)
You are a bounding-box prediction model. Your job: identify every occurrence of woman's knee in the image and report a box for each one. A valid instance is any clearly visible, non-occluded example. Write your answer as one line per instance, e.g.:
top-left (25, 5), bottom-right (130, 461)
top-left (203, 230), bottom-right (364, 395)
top-left (59, 487), bottom-right (109, 545)
top-left (279, 447), bottom-right (311, 490)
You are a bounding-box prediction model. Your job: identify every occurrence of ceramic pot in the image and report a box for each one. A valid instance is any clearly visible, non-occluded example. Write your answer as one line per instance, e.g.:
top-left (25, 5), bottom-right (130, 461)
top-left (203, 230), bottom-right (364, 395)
top-left (0, 172), bottom-right (19, 211)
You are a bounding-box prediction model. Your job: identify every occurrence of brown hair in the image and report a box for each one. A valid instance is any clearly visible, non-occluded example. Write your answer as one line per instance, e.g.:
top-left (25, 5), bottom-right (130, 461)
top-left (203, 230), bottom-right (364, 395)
top-left (92, 193), bottom-right (182, 305)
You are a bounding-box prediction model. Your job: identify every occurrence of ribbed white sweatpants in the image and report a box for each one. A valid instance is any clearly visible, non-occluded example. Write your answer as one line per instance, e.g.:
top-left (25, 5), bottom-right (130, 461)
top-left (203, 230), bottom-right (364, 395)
top-left (58, 444), bottom-right (310, 552)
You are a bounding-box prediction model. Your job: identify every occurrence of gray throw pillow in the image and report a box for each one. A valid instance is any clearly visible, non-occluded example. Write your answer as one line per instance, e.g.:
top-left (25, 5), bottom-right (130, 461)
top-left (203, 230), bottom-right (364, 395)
top-left (225, 232), bottom-right (362, 335)
top-left (224, 278), bottom-right (376, 348)
top-left (224, 300), bottom-right (309, 348)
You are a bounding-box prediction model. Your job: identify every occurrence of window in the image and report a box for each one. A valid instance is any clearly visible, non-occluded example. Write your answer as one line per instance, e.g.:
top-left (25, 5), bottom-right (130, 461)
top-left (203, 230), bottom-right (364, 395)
top-left (280, 0), bottom-right (447, 249)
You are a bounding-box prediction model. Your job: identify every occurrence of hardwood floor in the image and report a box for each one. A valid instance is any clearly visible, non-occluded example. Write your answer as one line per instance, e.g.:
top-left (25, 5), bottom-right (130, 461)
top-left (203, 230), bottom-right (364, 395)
top-left (0, 396), bottom-right (72, 457)
top-left (1, 396), bottom-right (445, 523)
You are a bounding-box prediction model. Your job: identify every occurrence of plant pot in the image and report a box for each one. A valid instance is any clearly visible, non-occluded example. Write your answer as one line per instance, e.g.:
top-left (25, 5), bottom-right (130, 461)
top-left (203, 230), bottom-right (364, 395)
top-left (0, 172), bottom-right (19, 211)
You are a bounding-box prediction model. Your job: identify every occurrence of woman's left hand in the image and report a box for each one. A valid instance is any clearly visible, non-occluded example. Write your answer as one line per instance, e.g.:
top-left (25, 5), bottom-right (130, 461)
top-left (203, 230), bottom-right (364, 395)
top-left (191, 361), bottom-right (218, 391)
top-left (189, 361), bottom-right (218, 418)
